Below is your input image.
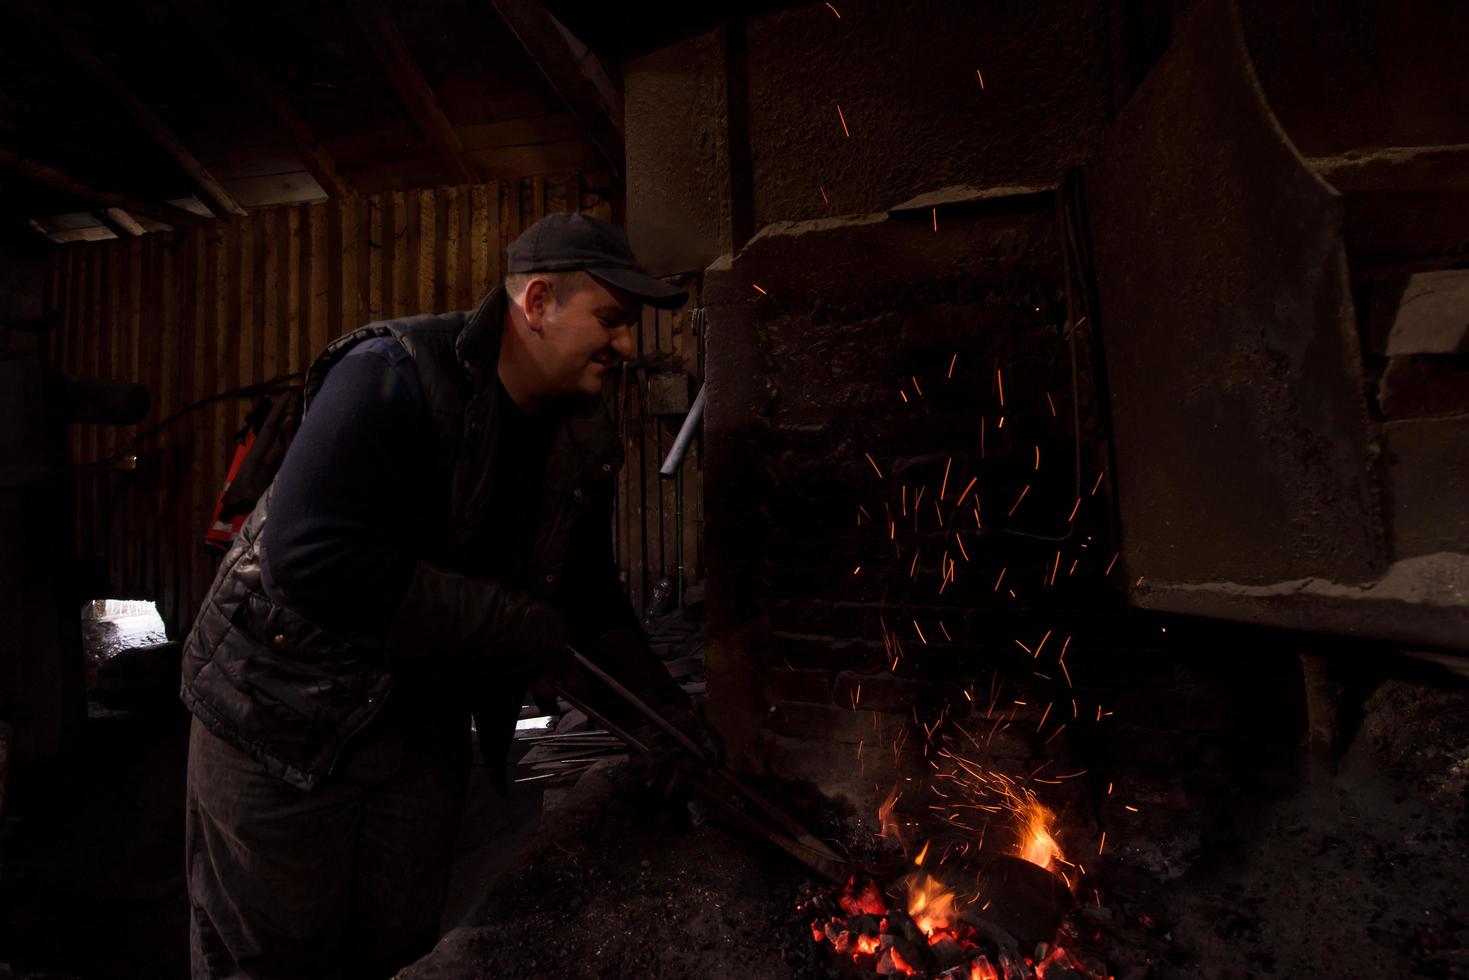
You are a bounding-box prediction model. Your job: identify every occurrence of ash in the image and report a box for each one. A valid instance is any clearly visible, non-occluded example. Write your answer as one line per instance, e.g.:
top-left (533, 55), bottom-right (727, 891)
top-left (401, 762), bottom-right (836, 980)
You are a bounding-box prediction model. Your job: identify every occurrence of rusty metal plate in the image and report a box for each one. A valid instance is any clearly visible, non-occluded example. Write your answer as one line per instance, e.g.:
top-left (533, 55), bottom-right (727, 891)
top-left (1086, 0), bottom-right (1383, 591)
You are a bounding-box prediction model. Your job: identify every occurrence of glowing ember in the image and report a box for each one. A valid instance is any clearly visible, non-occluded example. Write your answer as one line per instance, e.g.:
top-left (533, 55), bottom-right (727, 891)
top-left (971, 959), bottom-right (1001, 980)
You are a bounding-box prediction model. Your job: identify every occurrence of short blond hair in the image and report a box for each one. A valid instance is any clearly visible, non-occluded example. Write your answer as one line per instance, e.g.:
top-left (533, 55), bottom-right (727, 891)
top-left (503, 269), bottom-right (593, 305)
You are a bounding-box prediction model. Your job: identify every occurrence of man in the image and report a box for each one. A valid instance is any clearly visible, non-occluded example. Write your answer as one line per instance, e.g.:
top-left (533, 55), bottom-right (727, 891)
top-left (180, 213), bottom-right (720, 979)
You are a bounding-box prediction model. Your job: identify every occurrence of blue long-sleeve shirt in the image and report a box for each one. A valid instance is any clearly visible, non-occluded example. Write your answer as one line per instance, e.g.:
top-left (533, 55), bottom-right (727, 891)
top-left (260, 337), bottom-right (552, 646)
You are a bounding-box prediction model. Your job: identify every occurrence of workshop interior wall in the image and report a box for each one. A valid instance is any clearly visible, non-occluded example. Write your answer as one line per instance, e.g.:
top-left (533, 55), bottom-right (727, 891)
top-left (44, 174), bottom-right (621, 639)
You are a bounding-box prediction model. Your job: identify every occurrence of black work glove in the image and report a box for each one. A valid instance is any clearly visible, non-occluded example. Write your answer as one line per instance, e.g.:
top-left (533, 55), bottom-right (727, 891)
top-left (628, 699), bottom-right (726, 803)
top-left (653, 700), bottom-right (725, 769)
top-left (511, 602), bottom-right (567, 669)
top-left (511, 600), bottom-right (570, 714)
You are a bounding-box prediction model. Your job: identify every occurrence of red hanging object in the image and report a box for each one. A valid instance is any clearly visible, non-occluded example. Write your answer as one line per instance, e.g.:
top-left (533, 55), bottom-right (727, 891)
top-left (204, 429), bottom-right (257, 553)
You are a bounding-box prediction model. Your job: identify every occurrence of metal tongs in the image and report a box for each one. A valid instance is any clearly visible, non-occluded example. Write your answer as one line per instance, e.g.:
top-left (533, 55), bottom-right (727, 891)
top-left (557, 646), bottom-right (860, 883)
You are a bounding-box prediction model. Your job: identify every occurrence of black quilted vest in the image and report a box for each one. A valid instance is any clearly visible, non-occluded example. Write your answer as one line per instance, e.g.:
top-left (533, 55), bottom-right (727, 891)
top-left (179, 287), bottom-right (623, 789)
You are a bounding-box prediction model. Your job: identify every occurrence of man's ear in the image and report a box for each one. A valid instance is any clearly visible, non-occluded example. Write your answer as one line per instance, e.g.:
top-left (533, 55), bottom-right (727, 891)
top-left (523, 277), bottom-right (553, 331)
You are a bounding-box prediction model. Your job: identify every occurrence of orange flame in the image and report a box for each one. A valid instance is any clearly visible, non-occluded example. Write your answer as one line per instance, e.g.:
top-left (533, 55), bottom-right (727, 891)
top-left (906, 871), bottom-right (957, 937)
top-left (877, 786), bottom-right (902, 840)
top-left (1017, 798), bottom-right (1064, 870)
top-left (854, 934), bottom-right (881, 955)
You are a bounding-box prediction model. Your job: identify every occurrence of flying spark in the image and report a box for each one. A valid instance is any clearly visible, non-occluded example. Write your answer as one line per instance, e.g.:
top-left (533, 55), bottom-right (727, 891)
top-left (1007, 485), bottom-right (1030, 517)
top-left (837, 104), bottom-right (850, 137)
top-left (824, 1), bottom-right (842, 18)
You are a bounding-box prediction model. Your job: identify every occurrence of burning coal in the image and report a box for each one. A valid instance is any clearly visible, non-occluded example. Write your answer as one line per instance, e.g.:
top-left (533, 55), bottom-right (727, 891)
top-left (802, 777), bottom-right (1105, 979)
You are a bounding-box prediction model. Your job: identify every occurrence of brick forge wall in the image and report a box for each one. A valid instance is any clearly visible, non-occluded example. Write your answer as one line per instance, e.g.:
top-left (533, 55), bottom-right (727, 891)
top-left (701, 195), bottom-right (1125, 856)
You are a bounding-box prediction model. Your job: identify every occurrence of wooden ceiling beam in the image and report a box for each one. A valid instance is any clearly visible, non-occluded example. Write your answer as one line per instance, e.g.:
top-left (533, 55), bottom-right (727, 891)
top-left (171, 0), bottom-right (353, 200)
top-left (350, 0), bottom-right (478, 185)
top-left (487, 0), bottom-right (625, 176)
top-left (14, 0), bottom-right (248, 219)
top-left (97, 207), bottom-right (147, 237)
top-left (0, 149), bottom-right (209, 229)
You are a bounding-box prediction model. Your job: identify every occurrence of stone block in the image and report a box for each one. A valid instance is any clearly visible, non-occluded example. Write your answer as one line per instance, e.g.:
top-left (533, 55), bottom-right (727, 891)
top-left (1386, 270), bottom-right (1469, 355)
top-left (768, 631), bottom-right (886, 670)
top-left (1380, 416), bottom-right (1469, 558)
top-left (624, 27), bottom-right (732, 276)
top-left (752, 730), bottom-right (915, 812)
top-left (763, 666), bottom-right (834, 704)
top-left (742, 0), bottom-right (1111, 228)
top-left (1378, 355), bottom-right (1469, 419)
top-left (833, 670), bottom-right (936, 714)
top-left (766, 699), bottom-right (892, 744)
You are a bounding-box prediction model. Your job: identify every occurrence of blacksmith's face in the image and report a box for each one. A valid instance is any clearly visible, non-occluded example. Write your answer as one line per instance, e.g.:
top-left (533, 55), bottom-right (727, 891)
top-left (526, 274), bottom-right (640, 398)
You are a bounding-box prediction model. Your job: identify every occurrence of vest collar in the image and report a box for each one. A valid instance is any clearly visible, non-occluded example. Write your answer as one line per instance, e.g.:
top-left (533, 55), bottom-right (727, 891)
top-left (454, 285), bottom-right (509, 387)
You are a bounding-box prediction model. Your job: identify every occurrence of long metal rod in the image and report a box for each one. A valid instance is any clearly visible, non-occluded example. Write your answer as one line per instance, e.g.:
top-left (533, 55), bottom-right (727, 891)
top-left (553, 683), bottom-right (850, 883)
top-left (564, 648), bottom-right (847, 864)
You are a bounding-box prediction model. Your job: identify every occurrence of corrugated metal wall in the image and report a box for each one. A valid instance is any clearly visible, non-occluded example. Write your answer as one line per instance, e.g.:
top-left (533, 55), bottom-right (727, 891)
top-left (45, 175), bottom-right (704, 641)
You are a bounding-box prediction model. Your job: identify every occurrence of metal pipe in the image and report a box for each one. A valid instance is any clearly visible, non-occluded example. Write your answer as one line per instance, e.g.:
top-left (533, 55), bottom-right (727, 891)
top-left (659, 383), bottom-right (705, 478)
top-left (674, 464), bottom-right (685, 608)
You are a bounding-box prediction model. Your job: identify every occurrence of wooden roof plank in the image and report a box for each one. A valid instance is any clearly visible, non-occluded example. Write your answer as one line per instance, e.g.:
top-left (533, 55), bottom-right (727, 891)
top-left (487, 0), bottom-right (625, 176)
top-left (13, 0), bottom-right (248, 218)
top-left (350, 0), bottom-right (478, 185)
top-left (0, 149), bottom-right (208, 229)
top-left (170, 0), bottom-right (354, 200)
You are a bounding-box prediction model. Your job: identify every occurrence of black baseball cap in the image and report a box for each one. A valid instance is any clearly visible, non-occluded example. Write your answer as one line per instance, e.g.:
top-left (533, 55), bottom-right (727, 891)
top-left (507, 213), bottom-right (688, 309)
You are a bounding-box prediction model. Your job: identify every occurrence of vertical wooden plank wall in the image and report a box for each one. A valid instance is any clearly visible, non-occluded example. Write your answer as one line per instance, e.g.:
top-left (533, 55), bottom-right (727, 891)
top-left (48, 174), bottom-right (700, 639)
top-left (614, 279), bottom-right (705, 622)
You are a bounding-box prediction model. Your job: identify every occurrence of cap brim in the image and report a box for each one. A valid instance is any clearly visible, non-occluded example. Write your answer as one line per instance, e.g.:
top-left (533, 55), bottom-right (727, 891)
top-left (588, 267), bottom-right (689, 309)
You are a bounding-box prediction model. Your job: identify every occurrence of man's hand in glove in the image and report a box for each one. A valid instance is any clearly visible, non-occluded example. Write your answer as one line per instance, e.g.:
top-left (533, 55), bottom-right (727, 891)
top-left (629, 699), bottom-right (726, 803)
top-left (511, 600), bottom-right (570, 714)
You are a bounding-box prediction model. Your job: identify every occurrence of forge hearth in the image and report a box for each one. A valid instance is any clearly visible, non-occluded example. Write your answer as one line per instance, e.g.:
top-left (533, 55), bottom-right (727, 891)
top-left (803, 858), bottom-right (1095, 980)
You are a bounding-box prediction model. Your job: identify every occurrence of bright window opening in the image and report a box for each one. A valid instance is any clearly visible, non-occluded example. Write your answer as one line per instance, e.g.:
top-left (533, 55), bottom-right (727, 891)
top-left (81, 599), bottom-right (168, 663)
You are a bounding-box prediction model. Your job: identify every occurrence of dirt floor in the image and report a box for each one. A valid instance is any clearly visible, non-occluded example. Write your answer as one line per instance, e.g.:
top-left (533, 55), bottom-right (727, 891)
top-left (1, 658), bottom-right (1466, 979)
top-left (403, 763), bottom-right (827, 980)
top-left (0, 706), bottom-right (191, 980)
top-left (1155, 673), bottom-right (1469, 980)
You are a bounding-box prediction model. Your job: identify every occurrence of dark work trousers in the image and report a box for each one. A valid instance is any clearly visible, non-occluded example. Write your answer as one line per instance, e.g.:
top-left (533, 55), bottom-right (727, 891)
top-left (184, 702), bottom-right (471, 980)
